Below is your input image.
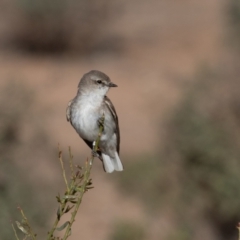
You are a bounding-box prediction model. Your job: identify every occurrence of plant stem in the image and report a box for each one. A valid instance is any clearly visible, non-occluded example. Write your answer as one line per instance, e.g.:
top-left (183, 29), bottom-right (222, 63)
top-left (12, 223), bottom-right (20, 240)
top-left (63, 114), bottom-right (104, 240)
top-left (47, 178), bottom-right (76, 240)
top-left (58, 146), bottom-right (69, 191)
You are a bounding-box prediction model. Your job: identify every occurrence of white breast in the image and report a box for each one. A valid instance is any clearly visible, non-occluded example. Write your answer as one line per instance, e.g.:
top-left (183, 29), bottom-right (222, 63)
top-left (71, 95), bottom-right (103, 141)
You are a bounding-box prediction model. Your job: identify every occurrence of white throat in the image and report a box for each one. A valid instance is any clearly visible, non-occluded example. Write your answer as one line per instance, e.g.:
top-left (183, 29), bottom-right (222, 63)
top-left (77, 87), bottom-right (108, 107)
top-left (78, 87), bottom-right (108, 104)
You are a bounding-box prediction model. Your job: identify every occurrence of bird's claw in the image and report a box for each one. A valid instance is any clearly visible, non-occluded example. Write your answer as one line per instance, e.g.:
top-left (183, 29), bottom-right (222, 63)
top-left (92, 149), bottom-right (99, 158)
top-left (92, 141), bottom-right (100, 157)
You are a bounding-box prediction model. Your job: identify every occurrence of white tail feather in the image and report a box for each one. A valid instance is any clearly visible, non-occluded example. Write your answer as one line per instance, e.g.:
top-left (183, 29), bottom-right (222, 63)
top-left (102, 152), bottom-right (123, 173)
top-left (112, 152), bottom-right (123, 171)
top-left (102, 153), bottom-right (114, 173)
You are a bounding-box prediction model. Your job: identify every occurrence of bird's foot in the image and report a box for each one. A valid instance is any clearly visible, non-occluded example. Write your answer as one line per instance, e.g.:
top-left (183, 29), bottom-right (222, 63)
top-left (92, 150), bottom-right (98, 157)
top-left (92, 141), bottom-right (100, 158)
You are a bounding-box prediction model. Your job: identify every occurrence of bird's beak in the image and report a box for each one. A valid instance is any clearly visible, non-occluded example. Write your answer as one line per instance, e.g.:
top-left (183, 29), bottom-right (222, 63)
top-left (108, 82), bottom-right (118, 87)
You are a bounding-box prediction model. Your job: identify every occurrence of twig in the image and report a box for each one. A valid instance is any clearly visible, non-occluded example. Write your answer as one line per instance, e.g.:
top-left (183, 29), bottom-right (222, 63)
top-left (63, 114), bottom-right (104, 239)
top-left (47, 114), bottom-right (105, 240)
top-left (68, 146), bottom-right (74, 176)
top-left (15, 207), bottom-right (37, 240)
top-left (47, 174), bottom-right (76, 239)
top-left (12, 223), bottom-right (20, 240)
top-left (13, 115), bottom-right (104, 240)
top-left (58, 145), bottom-right (69, 191)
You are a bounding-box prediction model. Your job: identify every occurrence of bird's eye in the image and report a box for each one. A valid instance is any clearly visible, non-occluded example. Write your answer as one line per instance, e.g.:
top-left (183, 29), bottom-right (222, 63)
top-left (97, 80), bottom-right (102, 84)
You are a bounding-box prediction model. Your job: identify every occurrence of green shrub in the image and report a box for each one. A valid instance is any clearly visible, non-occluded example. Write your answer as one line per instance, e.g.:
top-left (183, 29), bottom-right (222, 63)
top-left (13, 0), bottom-right (111, 54)
top-left (110, 220), bottom-right (146, 240)
top-left (115, 67), bottom-right (240, 239)
top-left (0, 81), bottom-right (56, 239)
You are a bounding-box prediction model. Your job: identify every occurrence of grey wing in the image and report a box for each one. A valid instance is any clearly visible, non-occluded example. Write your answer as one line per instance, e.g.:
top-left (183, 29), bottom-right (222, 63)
top-left (104, 96), bottom-right (120, 153)
top-left (66, 99), bottom-right (73, 122)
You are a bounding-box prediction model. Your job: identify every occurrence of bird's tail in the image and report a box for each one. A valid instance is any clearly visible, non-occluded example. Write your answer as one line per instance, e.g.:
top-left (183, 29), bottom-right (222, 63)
top-left (102, 152), bottom-right (123, 173)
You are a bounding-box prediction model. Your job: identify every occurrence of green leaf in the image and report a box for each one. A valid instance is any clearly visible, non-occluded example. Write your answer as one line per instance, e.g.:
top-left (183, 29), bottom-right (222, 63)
top-left (57, 206), bottom-right (61, 220)
top-left (76, 165), bottom-right (82, 170)
top-left (56, 221), bottom-right (70, 231)
top-left (64, 205), bottom-right (74, 213)
top-left (62, 195), bottom-right (77, 200)
top-left (67, 228), bottom-right (72, 237)
top-left (56, 194), bottom-right (61, 203)
top-left (16, 221), bottom-right (29, 235)
top-left (75, 187), bottom-right (83, 192)
top-left (87, 179), bottom-right (93, 185)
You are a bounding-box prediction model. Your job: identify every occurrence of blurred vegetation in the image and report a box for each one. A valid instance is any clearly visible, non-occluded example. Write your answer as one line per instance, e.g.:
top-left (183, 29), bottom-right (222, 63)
top-left (227, 0), bottom-right (240, 52)
top-left (116, 66), bottom-right (240, 240)
top-left (114, 154), bottom-right (169, 211)
top-left (0, 81), bottom-right (57, 239)
top-left (12, 0), bottom-right (112, 54)
top-left (110, 220), bottom-right (146, 240)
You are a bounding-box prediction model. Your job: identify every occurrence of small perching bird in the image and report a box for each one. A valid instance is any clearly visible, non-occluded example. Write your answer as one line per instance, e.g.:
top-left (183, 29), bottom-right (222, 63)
top-left (66, 70), bottom-right (123, 173)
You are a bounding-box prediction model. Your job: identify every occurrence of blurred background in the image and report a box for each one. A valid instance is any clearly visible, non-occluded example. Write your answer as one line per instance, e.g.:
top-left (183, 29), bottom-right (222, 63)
top-left (1, 0), bottom-right (240, 239)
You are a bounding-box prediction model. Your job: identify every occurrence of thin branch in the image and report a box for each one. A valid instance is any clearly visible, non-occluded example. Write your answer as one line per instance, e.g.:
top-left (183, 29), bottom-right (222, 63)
top-left (63, 114), bottom-right (104, 239)
top-left (68, 146), bottom-right (74, 176)
top-left (58, 145), bottom-right (69, 191)
top-left (47, 178), bottom-right (76, 239)
top-left (13, 115), bottom-right (105, 240)
top-left (47, 114), bottom-right (105, 240)
top-left (16, 207), bottom-right (37, 240)
top-left (12, 223), bottom-right (20, 240)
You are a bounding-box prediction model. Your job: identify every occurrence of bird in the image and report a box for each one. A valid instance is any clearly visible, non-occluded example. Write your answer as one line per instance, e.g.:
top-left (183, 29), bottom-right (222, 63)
top-left (66, 70), bottom-right (123, 173)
